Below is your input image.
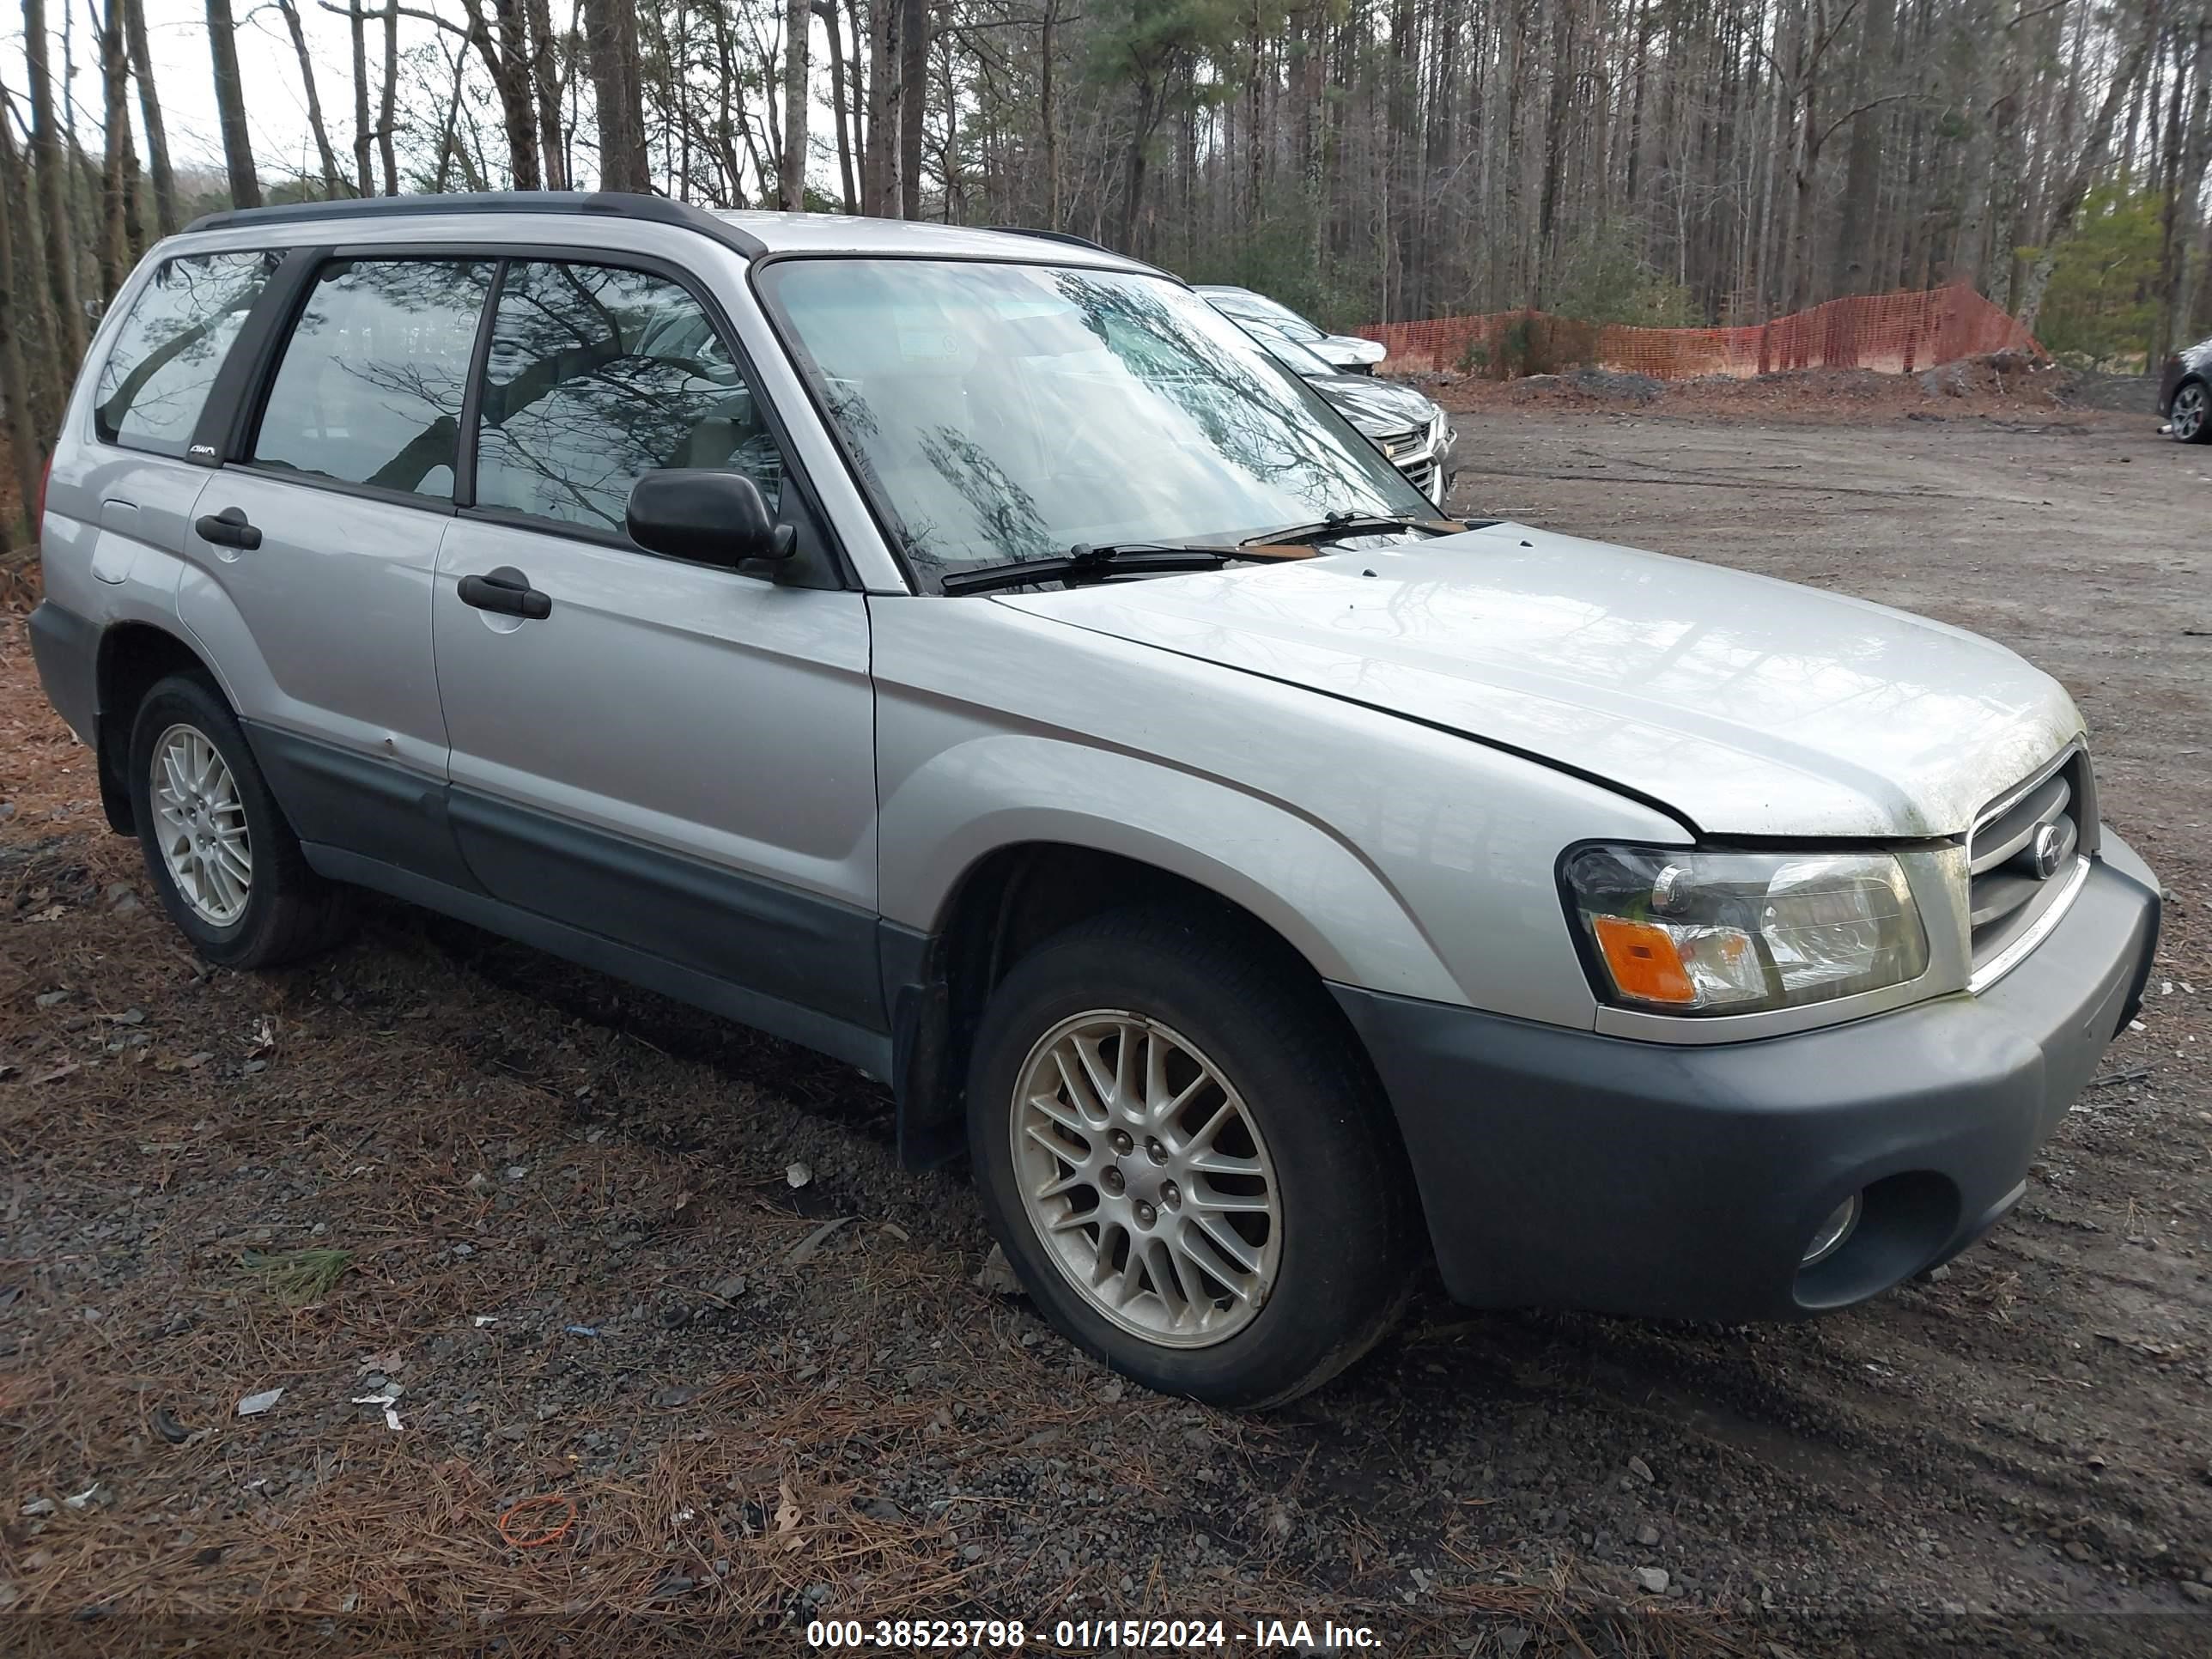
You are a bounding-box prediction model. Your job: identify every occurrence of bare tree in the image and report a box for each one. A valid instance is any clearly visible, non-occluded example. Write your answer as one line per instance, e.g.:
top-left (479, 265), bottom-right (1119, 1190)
top-left (276, 0), bottom-right (349, 194)
top-left (379, 0), bottom-right (402, 189)
top-left (24, 0), bottom-right (87, 363)
top-left (897, 0), bottom-right (926, 216)
top-left (2017, 0), bottom-right (2164, 330)
top-left (866, 0), bottom-right (901, 213)
top-left (97, 0), bottom-right (137, 298)
top-left (581, 0), bottom-right (650, 189)
top-left (350, 0), bottom-right (375, 192)
top-left (0, 106), bottom-right (52, 539)
top-left (815, 0), bottom-right (858, 210)
top-left (526, 0), bottom-right (568, 188)
top-left (205, 0), bottom-right (263, 208)
top-left (122, 0), bottom-right (178, 234)
top-left (781, 0), bottom-right (811, 206)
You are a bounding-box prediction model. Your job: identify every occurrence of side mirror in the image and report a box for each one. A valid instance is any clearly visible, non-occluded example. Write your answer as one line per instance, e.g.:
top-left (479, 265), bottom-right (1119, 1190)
top-left (626, 469), bottom-right (795, 567)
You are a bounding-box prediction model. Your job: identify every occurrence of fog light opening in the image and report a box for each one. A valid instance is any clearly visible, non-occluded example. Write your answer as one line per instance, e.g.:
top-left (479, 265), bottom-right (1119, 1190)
top-left (1801, 1193), bottom-right (1863, 1268)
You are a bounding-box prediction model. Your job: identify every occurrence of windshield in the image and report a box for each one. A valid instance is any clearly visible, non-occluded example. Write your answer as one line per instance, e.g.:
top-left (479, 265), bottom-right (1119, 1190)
top-left (1239, 323), bottom-right (1338, 380)
top-left (760, 259), bottom-right (1427, 584)
top-left (1206, 291), bottom-right (1327, 343)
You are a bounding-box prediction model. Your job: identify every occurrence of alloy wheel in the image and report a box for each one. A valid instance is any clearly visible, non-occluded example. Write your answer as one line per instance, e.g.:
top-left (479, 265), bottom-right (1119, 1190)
top-left (2175, 382), bottom-right (2207, 441)
top-left (149, 723), bottom-right (252, 926)
top-left (1010, 1010), bottom-right (1282, 1347)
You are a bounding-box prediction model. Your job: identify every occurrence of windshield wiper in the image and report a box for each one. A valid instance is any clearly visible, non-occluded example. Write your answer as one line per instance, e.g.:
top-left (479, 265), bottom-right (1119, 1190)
top-left (1241, 510), bottom-right (1449, 547)
top-left (939, 540), bottom-right (1305, 597)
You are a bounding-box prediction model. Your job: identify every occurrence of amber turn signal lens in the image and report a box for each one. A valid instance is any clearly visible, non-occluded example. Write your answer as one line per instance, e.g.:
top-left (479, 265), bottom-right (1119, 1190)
top-left (1589, 916), bottom-right (1697, 1005)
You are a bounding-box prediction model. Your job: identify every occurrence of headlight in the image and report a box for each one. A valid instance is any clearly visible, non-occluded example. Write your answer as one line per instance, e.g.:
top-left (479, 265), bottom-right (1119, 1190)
top-left (1562, 846), bottom-right (1929, 1016)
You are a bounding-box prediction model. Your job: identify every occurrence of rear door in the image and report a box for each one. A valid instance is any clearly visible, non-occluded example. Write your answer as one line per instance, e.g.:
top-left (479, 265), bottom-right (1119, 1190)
top-left (176, 256), bottom-right (492, 881)
top-left (431, 256), bottom-right (881, 1053)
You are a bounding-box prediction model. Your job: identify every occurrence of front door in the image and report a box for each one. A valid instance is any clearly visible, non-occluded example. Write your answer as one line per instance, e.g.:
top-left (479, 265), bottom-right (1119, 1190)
top-left (430, 257), bottom-right (880, 1044)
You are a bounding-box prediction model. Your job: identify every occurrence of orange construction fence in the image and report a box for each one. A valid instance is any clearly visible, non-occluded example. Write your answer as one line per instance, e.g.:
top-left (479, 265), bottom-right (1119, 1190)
top-left (1357, 283), bottom-right (2042, 380)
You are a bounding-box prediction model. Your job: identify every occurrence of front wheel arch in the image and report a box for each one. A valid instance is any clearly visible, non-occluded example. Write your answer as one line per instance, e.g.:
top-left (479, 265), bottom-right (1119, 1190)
top-left (889, 841), bottom-right (1381, 1172)
top-left (964, 902), bottom-right (1421, 1405)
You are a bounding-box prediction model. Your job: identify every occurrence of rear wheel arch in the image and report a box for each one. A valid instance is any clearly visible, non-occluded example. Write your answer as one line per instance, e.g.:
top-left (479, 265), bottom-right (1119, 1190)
top-left (94, 623), bottom-right (223, 835)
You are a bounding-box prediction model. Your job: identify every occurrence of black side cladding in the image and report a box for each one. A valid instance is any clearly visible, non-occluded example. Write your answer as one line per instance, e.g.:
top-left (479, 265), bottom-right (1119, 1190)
top-left (27, 601), bottom-right (100, 746)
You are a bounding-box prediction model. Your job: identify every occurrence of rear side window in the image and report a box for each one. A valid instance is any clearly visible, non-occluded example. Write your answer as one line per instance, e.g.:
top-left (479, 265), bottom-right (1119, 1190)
top-left (95, 251), bottom-right (281, 455)
top-left (473, 260), bottom-right (783, 535)
top-left (251, 259), bottom-right (491, 499)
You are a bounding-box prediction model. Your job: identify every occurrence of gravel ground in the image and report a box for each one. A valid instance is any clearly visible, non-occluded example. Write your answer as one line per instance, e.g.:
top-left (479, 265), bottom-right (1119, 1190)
top-left (3, 400), bottom-right (2209, 1659)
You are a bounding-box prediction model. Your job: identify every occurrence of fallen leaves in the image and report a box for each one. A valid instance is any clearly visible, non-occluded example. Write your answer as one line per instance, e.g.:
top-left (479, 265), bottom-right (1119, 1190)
top-left (774, 1478), bottom-right (802, 1550)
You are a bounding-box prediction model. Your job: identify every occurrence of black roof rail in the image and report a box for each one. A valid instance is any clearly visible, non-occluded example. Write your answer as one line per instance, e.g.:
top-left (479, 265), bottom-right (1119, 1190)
top-left (181, 191), bottom-right (769, 258)
top-left (984, 225), bottom-right (1123, 256)
top-left (981, 223), bottom-right (1182, 283)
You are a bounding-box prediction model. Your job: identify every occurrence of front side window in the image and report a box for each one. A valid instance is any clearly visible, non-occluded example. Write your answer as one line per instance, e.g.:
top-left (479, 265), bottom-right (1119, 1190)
top-left (474, 261), bottom-right (782, 535)
top-left (760, 259), bottom-right (1425, 581)
top-left (95, 251), bottom-right (282, 454)
top-left (252, 258), bottom-right (490, 497)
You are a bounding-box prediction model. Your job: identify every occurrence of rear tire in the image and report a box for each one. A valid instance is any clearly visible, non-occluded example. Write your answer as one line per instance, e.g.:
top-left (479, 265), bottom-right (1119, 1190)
top-left (967, 906), bottom-right (1418, 1407)
top-left (127, 673), bottom-right (351, 969)
top-left (2170, 378), bottom-right (2210, 442)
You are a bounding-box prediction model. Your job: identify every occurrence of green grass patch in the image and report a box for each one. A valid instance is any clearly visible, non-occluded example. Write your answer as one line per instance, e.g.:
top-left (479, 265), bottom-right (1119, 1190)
top-left (240, 1247), bottom-right (353, 1303)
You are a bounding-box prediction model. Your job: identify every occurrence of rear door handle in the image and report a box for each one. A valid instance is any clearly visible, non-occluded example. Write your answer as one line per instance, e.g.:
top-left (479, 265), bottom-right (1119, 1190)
top-left (457, 566), bottom-right (552, 621)
top-left (194, 506), bottom-right (261, 550)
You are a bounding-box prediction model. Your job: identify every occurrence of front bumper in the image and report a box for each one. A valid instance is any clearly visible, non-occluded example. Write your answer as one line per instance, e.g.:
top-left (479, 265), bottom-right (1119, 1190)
top-left (1333, 832), bottom-right (2161, 1322)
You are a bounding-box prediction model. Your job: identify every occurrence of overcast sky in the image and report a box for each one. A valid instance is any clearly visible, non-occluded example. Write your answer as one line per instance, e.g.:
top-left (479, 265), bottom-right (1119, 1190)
top-left (0, 0), bottom-right (447, 182)
top-left (4, 2), bottom-right (829, 196)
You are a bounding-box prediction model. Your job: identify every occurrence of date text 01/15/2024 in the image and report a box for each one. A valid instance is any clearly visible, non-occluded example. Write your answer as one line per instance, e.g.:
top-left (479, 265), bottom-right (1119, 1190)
top-left (804, 1617), bottom-right (1385, 1650)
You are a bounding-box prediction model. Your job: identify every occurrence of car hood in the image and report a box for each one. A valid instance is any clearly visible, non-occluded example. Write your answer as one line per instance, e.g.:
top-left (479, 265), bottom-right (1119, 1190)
top-left (993, 522), bottom-right (2083, 838)
top-left (1309, 374), bottom-right (1438, 433)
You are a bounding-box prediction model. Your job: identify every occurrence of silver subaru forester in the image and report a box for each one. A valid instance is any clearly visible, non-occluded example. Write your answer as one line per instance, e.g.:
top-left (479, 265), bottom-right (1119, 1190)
top-left (28, 195), bottom-right (2162, 1407)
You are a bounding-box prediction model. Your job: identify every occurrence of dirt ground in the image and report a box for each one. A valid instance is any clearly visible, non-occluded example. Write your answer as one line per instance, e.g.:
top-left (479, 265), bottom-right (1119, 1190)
top-left (3, 392), bottom-right (2209, 1659)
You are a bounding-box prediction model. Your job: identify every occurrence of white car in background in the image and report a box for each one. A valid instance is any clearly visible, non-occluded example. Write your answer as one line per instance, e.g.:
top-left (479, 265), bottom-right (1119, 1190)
top-left (1194, 285), bottom-right (1387, 374)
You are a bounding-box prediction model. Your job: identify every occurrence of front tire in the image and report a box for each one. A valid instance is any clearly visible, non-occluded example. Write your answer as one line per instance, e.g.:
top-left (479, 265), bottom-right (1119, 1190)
top-left (2171, 379), bottom-right (2210, 442)
top-left (967, 907), bottom-right (1418, 1407)
top-left (127, 673), bottom-right (351, 968)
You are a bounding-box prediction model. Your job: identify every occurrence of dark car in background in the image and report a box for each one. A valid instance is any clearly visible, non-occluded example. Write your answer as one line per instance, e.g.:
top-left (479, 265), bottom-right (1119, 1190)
top-left (2157, 337), bottom-right (2212, 441)
top-left (1238, 321), bottom-right (1456, 507)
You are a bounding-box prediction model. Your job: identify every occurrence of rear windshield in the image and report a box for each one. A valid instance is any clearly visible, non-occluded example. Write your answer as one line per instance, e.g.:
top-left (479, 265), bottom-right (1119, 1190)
top-left (95, 251), bottom-right (282, 455)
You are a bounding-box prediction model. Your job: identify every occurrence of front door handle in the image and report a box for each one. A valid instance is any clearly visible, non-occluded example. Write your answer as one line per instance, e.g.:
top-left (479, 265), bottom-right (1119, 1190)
top-left (194, 506), bottom-right (261, 550)
top-left (457, 566), bottom-right (552, 620)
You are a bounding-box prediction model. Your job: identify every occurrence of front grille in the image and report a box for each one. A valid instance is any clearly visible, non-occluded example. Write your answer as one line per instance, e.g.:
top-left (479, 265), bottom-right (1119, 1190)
top-left (1397, 453), bottom-right (1439, 498)
top-left (1370, 424), bottom-right (1425, 452)
top-left (1967, 749), bottom-right (2096, 974)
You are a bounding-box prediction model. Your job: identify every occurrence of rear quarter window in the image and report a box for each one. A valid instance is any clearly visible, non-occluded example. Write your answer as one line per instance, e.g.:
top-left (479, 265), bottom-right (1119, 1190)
top-left (94, 251), bottom-right (282, 456)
